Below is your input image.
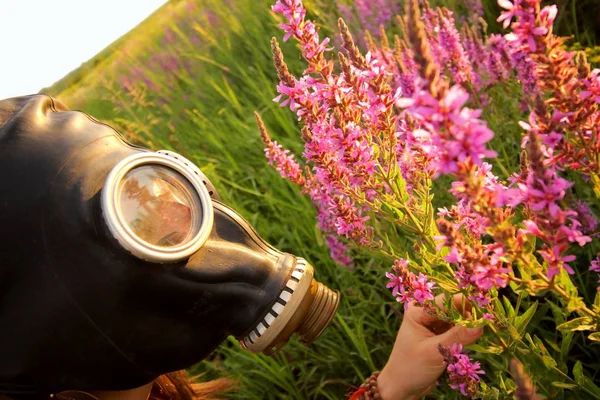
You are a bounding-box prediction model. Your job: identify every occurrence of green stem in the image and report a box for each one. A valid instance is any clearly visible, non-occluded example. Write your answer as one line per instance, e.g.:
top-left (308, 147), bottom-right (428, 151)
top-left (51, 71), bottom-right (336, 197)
top-left (539, 274), bottom-right (597, 319)
top-left (487, 323), bottom-right (509, 351)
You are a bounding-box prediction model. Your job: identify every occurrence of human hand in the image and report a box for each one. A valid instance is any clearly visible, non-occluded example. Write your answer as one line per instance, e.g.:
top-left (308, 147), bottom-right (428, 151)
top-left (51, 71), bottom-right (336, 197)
top-left (377, 294), bottom-right (483, 400)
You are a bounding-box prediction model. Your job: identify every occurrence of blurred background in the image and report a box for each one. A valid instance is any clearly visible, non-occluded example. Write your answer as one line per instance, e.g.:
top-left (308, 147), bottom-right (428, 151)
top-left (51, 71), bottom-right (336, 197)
top-left (1, 0), bottom-right (600, 398)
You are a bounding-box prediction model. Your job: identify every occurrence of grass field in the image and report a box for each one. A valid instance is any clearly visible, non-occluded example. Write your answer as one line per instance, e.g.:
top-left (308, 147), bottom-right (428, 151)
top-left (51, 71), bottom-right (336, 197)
top-left (44, 0), bottom-right (600, 398)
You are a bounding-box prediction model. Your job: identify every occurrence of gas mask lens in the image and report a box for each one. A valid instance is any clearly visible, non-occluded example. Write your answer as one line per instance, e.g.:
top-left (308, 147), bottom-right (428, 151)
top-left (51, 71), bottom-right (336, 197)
top-left (119, 165), bottom-right (200, 247)
top-left (102, 151), bottom-right (214, 263)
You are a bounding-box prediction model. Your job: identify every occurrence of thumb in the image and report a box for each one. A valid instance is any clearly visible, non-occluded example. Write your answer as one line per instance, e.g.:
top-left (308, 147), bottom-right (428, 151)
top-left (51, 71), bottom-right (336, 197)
top-left (435, 325), bottom-right (483, 347)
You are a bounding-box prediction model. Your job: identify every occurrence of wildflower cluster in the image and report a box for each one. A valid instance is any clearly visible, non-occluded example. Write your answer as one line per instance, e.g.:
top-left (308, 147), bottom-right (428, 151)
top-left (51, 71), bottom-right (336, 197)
top-left (439, 344), bottom-right (485, 397)
top-left (500, 0), bottom-right (600, 185)
top-left (497, 0), bottom-right (600, 281)
top-left (260, 0), bottom-right (600, 397)
top-left (385, 258), bottom-right (435, 308)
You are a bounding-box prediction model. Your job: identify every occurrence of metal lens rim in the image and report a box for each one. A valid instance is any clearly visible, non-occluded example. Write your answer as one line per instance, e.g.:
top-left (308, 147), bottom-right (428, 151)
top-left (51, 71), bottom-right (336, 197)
top-left (101, 151), bottom-right (214, 263)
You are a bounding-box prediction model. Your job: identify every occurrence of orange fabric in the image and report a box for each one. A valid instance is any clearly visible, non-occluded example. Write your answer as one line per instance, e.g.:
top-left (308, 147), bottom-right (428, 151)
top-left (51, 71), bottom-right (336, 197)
top-left (348, 387), bottom-right (367, 400)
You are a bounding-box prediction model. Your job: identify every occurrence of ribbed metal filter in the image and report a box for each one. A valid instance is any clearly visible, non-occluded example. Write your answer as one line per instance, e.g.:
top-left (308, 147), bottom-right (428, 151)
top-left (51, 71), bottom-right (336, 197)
top-left (298, 280), bottom-right (340, 345)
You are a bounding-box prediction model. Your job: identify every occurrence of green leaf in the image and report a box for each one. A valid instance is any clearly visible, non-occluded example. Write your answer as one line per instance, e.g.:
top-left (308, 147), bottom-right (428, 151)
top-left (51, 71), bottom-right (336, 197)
top-left (515, 301), bottom-right (538, 335)
top-left (555, 269), bottom-right (580, 301)
top-left (581, 377), bottom-right (600, 398)
top-left (532, 336), bottom-right (558, 369)
top-left (552, 382), bottom-right (578, 390)
top-left (492, 297), bottom-right (506, 318)
top-left (545, 338), bottom-right (561, 353)
top-left (499, 371), bottom-right (517, 391)
top-left (567, 296), bottom-right (586, 313)
top-left (516, 257), bottom-right (533, 281)
top-left (573, 361), bottom-right (584, 385)
top-left (594, 291), bottom-right (600, 313)
top-left (588, 332), bottom-right (600, 342)
top-left (546, 300), bottom-right (566, 325)
top-left (431, 275), bottom-right (458, 292)
top-left (503, 296), bottom-right (516, 320)
top-left (507, 324), bottom-right (521, 340)
top-left (477, 381), bottom-right (500, 400)
top-left (561, 331), bottom-right (575, 361)
top-left (572, 324), bottom-right (597, 331)
top-left (497, 373), bottom-right (507, 391)
top-left (542, 355), bottom-right (558, 369)
top-left (467, 343), bottom-right (504, 355)
top-left (556, 317), bottom-right (594, 332)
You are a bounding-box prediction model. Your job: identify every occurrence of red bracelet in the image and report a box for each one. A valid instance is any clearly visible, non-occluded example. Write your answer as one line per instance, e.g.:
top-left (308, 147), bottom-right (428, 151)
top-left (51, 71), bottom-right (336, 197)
top-left (348, 371), bottom-right (381, 400)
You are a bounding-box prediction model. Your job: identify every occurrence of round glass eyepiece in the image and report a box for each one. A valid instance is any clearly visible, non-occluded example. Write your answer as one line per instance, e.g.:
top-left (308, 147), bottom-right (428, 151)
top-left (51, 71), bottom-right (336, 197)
top-left (101, 151), bottom-right (214, 263)
top-left (118, 165), bottom-right (202, 247)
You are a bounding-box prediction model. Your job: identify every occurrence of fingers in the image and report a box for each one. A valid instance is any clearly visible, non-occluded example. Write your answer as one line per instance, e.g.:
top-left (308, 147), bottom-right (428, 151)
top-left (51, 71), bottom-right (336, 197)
top-left (434, 325), bottom-right (483, 348)
top-left (407, 293), bottom-right (471, 327)
top-left (440, 293), bottom-right (472, 316)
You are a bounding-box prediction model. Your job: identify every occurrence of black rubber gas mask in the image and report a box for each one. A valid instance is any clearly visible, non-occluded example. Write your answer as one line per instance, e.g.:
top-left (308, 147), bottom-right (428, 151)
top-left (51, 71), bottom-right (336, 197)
top-left (0, 95), bottom-right (339, 397)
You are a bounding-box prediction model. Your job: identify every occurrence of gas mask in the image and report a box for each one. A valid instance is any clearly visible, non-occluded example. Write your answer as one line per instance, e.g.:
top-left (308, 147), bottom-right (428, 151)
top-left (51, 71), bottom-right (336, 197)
top-left (0, 95), bottom-right (339, 397)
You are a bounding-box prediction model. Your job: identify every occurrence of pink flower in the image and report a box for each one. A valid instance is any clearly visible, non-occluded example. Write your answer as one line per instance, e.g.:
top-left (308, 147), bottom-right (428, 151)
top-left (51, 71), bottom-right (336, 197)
top-left (573, 200), bottom-right (598, 235)
top-left (471, 260), bottom-right (511, 291)
top-left (329, 195), bottom-right (371, 239)
top-left (274, 81), bottom-right (306, 111)
top-left (590, 256), bottom-right (600, 286)
top-left (272, 0), bottom-right (307, 41)
top-left (439, 343), bottom-right (485, 397)
top-left (558, 224), bottom-right (592, 247)
top-left (497, 0), bottom-right (517, 29)
top-left (444, 247), bottom-right (464, 264)
top-left (539, 245), bottom-right (576, 279)
top-left (509, 48), bottom-right (539, 97)
top-left (500, 0), bottom-right (554, 53)
top-left (385, 271), bottom-right (403, 297)
top-left (436, 9), bottom-right (475, 85)
top-left (386, 259), bottom-right (436, 307)
top-left (485, 34), bottom-right (513, 84)
top-left (264, 140), bottom-right (306, 186)
top-left (438, 200), bottom-right (489, 238)
top-left (326, 235), bottom-right (354, 268)
top-left (519, 219), bottom-right (544, 237)
top-left (469, 291), bottom-right (491, 307)
top-left (591, 258), bottom-right (600, 274)
top-left (519, 173), bottom-right (573, 217)
top-left (398, 85), bottom-right (496, 176)
top-left (455, 267), bottom-right (472, 289)
top-left (581, 69), bottom-right (600, 103)
top-left (539, 5), bottom-right (558, 28)
top-left (495, 186), bottom-right (524, 208)
top-left (412, 273), bottom-right (436, 303)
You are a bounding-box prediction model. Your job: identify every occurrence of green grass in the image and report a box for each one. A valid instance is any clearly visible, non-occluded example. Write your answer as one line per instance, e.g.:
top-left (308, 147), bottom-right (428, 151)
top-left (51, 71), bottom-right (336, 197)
top-left (46, 0), bottom-right (600, 398)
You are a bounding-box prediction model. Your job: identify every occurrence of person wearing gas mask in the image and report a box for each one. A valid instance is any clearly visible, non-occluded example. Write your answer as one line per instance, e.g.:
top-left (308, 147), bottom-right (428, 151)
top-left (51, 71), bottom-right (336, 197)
top-left (0, 95), bottom-right (483, 400)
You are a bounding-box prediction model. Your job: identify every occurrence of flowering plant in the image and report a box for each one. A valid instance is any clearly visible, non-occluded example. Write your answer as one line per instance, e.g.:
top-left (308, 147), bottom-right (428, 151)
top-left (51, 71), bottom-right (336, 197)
top-left (258, 0), bottom-right (600, 397)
